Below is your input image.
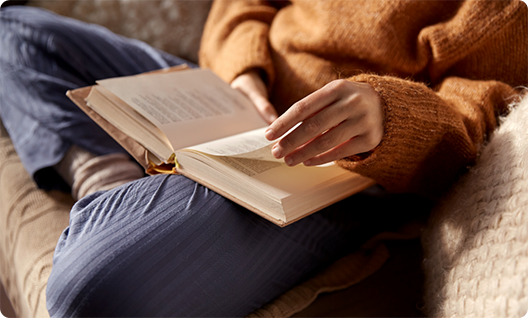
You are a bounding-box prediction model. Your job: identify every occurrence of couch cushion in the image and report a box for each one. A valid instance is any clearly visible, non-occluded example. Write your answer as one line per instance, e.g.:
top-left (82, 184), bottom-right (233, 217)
top-left (0, 119), bottom-right (73, 318)
top-left (27, 0), bottom-right (213, 63)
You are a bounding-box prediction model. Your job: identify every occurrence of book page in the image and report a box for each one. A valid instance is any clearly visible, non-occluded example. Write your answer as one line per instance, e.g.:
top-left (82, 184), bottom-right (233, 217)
top-left (178, 150), bottom-right (344, 196)
top-left (186, 123), bottom-right (303, 162)
top-left (176, 144), bottom-right (373, 224)
top-left (233, 159), bottom-right (344, 195)
top-left (186, 127), bottom-right (281, 162)
top-left (96, 69), bottom-right (268, 151)
top-left (85, 87), bottom-right (175, 162)
top-left (91, 86), bottom-right (173, 150)
top-left (217, 157), bottom-right (283, 177)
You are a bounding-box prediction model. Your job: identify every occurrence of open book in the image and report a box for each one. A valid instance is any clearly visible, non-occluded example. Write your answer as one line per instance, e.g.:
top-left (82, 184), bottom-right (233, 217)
top-left (67, 66), bottom-right (375, 226)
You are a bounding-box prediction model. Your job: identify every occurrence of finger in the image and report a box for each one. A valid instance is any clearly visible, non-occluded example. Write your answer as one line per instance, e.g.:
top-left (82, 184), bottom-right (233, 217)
top-left (303, 133), bottom-right (380, 166)
top-left (232, 83), bottom-right (278, 124)
top-left (271, 99), bottom-right (352, 158)
top-left (265, 80), bottom-right (347, 140)
top-left (231, 71), bottom-right (277, 120)
top-left (283, 119), bottom-right (363, 166)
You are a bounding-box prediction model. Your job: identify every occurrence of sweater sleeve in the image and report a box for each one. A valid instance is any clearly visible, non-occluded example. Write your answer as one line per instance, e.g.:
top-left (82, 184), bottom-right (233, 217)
top-left (198, 0), bottom-right (279, 86)
top-left (337, 75), bottom-right (515, 196)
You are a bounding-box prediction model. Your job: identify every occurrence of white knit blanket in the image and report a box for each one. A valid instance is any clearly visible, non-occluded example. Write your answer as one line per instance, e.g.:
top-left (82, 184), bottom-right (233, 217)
top-left (423, 94), bottom-right (528, 318)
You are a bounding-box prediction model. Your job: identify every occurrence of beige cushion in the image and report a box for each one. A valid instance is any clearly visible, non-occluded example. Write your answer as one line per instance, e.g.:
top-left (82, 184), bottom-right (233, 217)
top-left (27, 0), bottom-right (213, 63)
top-left (0, 121), bottom-right (73, 318)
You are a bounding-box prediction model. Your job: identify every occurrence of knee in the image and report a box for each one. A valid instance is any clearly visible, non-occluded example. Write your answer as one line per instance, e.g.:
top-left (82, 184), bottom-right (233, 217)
top-left (44, 175), bottom-right (216, 316)
top-left (0, 6), bottom-right (65, 31)
top-left (0, 6), bottom-right (49, 35)
top-left (44, 183), bottom-right (151, 317)
top-left (0, 7), bottom-right (57, 65)
top-left (0, 6), bottom-right (85, 58)
top-left (44, 175), bottom-right (267, 317)
top-left (44, 188), bottom-right (121, 317)
top-left (45, 236), bottom-right (101, 317)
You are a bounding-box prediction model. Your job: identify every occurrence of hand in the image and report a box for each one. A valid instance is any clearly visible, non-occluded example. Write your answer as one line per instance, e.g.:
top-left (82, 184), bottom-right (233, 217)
top-left (264, 79), bottom-right (383, 166)
top-left (231, 70), bottom-right (278, 124)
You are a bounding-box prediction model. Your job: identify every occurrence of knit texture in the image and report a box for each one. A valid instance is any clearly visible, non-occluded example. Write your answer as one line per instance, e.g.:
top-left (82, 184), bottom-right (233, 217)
top-left (71, 153), bottom-right (144, 200)
top-left (422, 94), bottom-right (528, 318)
top-left (53, 145), bottom-right (97, 188)
top-left (28, 0), bottom-right (212, 63)
top-left (0, 119), bottom-right (72, 318)
top-left (338, 75), bottom-right (513, 195)
top-left (200, 0), bottom-right (528, 196)
top-left (54, 145), bottom-right (144, 200)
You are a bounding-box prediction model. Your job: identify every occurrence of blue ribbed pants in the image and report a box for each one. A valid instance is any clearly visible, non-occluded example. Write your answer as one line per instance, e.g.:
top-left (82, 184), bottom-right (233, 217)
top-left (0, 6), bottom-right (418, 317)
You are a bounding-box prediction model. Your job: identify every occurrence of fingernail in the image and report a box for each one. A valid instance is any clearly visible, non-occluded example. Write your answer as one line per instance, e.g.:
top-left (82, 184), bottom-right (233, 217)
top-left (272, 145), bottom-right (282, 158)
top-left (304, 159), bottom-right (312, 166)
top-left (265, 128), bottom-right (275, 140)
top-left (268, 114), bottom-right (277, 123)
top-left (285, 157), bottom-right (293, 166)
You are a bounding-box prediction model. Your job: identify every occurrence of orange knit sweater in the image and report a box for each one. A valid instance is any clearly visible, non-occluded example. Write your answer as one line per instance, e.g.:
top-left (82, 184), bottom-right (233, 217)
top-left (199, 0), bottom-right (528, 196)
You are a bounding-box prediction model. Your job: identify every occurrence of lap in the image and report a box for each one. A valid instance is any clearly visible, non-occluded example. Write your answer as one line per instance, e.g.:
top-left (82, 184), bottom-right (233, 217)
top-left (47, 174), bottom-right (390, 317)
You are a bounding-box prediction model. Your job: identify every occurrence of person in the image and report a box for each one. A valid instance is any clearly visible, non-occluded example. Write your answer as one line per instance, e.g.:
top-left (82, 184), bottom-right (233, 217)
top-left (0, 0), bottom-right (525, 317)
top-left (200, 0), bottom-right (528, 196)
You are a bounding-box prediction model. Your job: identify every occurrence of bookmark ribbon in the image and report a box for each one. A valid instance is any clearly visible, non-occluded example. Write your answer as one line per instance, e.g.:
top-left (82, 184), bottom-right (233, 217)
top-left (146, 153), bottom-right (179, 175)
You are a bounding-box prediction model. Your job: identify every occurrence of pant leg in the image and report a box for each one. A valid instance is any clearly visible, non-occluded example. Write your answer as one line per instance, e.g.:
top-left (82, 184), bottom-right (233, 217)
top-left (0, 6), bottom-right (194, 190)
top-left (46, 174), bottom-right (426, 317)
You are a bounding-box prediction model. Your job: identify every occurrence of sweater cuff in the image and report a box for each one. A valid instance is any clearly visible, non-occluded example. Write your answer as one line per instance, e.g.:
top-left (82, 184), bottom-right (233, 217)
top-left (336, 74), bottom-right (476, 196)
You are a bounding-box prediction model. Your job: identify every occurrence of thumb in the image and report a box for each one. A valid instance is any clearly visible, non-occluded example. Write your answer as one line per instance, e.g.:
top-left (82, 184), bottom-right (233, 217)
top-left (231, 71), bottom-right (278, 124)
top-left (249, 92), bottom-right (278, 124)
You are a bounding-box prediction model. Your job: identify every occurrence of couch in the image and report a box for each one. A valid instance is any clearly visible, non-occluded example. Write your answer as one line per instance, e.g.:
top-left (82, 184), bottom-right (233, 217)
top-left (0, 1), bottom-right (527, 317)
